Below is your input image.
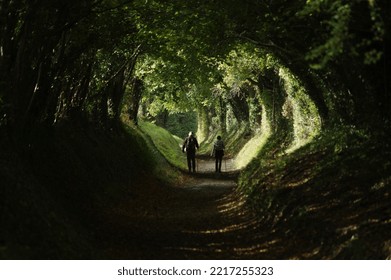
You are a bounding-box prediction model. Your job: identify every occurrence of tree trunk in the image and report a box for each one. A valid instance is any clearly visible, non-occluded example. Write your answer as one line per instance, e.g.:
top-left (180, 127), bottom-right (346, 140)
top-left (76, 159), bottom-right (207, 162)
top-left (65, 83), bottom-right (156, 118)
top-left (218, 96), bottom-right (227, 134)
top-left (197, 106), bottom-right (210, 143)
top-left (155, 109), bottom-right (169, 127)
top-left (109, 67), bottom-right (125, 121)
top-left (128, 77), bottom-right (143, 125)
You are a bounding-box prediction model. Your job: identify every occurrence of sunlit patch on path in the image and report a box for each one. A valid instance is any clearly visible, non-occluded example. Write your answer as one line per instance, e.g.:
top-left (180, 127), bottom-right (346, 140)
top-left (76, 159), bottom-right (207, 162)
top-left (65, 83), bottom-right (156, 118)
top-left (195, 157), bottom-right (236, 173)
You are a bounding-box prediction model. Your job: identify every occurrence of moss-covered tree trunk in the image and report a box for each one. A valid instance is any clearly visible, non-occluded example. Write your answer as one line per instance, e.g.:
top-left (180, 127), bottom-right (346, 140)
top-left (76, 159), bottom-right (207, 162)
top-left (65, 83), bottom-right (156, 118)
top-left (218, 96), bottom-right (227, 134)
top-left (256, 70), bottom-right (294, 152)
top-left (197, 106), bottom-right (210, 143)
top-left (228, 94), bottom-right (250, 125)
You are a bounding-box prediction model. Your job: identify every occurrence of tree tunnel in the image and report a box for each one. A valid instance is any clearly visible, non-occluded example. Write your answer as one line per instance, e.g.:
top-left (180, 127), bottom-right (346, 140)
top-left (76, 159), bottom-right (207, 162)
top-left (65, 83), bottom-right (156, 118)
top-left (1, 0), bottom-right (389, 135)
top-left (1, 0), bottom-right (391, 259)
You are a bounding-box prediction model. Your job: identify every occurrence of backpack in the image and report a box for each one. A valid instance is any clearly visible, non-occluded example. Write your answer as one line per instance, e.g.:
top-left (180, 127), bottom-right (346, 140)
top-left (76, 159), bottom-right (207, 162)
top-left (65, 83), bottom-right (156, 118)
top-left (186, 137), bottom-right (196, 151)
top-left (214, 139), bottom-right (224, 151)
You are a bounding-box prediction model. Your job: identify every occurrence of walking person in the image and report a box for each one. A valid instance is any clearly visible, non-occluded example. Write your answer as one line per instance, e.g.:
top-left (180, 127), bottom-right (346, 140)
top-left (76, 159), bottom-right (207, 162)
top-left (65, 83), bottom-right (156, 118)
top-left (182, 131), bottom-right (199, 172)
top-left (212, 135), bottom-right (225, 173)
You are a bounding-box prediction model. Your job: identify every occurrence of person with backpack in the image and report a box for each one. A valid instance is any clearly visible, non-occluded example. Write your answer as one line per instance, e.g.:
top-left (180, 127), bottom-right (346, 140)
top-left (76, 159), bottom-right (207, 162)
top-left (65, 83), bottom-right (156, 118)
top-left (212, 135), bottom-right (225, 173)
top-left (182, 131), bottom-right (199, 172)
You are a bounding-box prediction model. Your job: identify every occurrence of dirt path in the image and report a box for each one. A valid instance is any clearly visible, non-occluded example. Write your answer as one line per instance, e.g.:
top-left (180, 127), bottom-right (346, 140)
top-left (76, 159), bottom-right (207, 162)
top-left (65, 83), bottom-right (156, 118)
top-left (95, 159), bottom-right (267, 259)
top-left (91, 149), bottom-right (391, 260)
top-left (196, 157), bottom-right (236, 173)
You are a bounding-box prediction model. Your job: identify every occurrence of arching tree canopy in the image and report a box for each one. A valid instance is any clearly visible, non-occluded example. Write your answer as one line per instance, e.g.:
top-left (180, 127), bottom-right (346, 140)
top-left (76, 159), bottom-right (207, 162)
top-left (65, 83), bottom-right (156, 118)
top-left (1, 0), bottom-right (389, 134)
top-left (1, 0), bottom-right (391, 261)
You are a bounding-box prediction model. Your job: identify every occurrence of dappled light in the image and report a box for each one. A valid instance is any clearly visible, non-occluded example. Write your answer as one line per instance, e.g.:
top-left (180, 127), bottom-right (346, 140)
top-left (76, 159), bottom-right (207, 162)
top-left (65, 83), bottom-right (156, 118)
top-left (234, 108), bottom-right (271, 169)
top-left (1, 0), bottom-right (390, 260)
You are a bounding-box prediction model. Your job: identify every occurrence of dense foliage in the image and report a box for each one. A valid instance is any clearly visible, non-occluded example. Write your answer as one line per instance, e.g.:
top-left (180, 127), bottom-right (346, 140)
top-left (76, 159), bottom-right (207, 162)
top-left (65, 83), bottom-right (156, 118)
top-left (1, 0), bottom-right (390, 259)
top-left (1, 0), bottom-right (389, 135)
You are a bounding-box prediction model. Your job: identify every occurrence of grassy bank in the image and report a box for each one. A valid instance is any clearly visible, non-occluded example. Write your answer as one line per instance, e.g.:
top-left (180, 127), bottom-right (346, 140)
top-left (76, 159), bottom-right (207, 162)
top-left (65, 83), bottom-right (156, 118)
top-left (239, 127), bottom-right (391, 259)
top-left (138, 120), bottom-right (187, 171)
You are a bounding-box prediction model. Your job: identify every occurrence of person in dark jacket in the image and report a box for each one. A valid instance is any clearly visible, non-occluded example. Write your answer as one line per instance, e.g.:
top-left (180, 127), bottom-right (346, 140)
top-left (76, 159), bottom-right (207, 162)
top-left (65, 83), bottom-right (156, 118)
top-left (212, 135), bottom-right (225, 172)
top-left (182, 132), bottom-right (199, 172)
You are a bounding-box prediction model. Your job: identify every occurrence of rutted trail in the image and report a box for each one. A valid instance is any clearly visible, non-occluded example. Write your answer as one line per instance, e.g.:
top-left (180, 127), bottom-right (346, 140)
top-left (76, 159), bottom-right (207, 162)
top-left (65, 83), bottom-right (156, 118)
top-left (95, 160), bottom-right (263, 259)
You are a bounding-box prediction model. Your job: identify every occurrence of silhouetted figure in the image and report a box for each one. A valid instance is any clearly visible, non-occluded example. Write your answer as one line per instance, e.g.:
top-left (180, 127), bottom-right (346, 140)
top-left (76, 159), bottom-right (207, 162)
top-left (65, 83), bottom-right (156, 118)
top-left (212, 135), bottom-right (225, 172)
top-left (182, 132), bottom-right (199, 172)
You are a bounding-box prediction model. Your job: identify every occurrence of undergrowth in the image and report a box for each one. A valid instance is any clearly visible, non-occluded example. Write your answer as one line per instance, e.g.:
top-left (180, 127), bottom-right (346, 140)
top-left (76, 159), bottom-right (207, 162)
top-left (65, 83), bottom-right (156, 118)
top-left (238, 126), bottom-right (391, 259)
